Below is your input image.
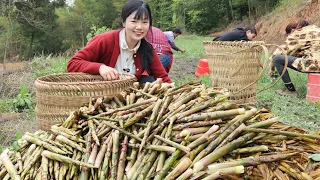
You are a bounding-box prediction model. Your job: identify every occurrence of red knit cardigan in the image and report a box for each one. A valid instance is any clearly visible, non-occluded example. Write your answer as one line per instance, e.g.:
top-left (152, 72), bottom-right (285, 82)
top-left (67, 30), bottom-right (171, 83)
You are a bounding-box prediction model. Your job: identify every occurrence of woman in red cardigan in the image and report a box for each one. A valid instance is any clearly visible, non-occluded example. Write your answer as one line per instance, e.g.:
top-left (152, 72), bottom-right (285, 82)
top-left (67, 0), bottom-right (171, 83)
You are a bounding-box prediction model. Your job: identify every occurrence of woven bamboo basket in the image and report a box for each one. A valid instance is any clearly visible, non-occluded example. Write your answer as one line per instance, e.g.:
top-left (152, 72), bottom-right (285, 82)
top-left (34, 73), bottom-right (137, 131)
top-left (203, 41), bottom-right (265, 104)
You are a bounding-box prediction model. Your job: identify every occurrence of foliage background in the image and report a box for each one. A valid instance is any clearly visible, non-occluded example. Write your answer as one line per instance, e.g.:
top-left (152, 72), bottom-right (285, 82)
top-left (0, 0), bottom-right (281, 60)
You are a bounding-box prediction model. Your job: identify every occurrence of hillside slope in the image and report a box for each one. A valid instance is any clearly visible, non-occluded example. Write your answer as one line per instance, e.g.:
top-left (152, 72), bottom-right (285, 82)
top-left (255, 0), bottom-right (320, 44)
top-left (210, 0), bottom-right (320, 45)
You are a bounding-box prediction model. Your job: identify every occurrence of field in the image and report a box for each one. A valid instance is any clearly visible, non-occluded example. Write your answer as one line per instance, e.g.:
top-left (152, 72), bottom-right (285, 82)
top-left (0, 35), bottom-right (319, 150)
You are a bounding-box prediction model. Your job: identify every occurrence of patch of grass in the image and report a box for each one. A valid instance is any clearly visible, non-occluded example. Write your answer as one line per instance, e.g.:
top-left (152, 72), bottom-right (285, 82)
top-left (271, 0), bottom-right (306, 15)
top-left (28, 54), bottom-right (68, 78)
top-left (257, 69), bottom-right (320, 131)
top-left (172, 74), bottom-right (198, 87)
top-left (174, 35), bottom-right (212, 60)
top-left (171, 74), bottom-right (210, 90)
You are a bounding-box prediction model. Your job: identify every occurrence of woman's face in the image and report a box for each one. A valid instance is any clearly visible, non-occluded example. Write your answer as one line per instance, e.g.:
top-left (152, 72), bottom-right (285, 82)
top-left (123, 11), bottom-right (150, 48)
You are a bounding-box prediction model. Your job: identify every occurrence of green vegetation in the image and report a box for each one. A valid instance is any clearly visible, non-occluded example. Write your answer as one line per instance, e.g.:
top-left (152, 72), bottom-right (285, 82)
top-left (0, 84), bottom-right (32, 113)
top-left (0, 0), bottom-right (287, 60)
top-left (28, 54), bottom-right (68, 78)
top-left (0, 131), bottom-right (22, 153)
top-left (0, 55), bottom-right (67, 113)
top-left (257, 70), bottom-right (320, 131)
top-left (174, 35), bottom-right (213, 60)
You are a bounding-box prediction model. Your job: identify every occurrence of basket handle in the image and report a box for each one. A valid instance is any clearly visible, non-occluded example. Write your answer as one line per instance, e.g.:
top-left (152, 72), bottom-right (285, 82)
top-left (256, 44), bottom-right (289, 93)
top-left (232, 44), bottom-right (288, 95)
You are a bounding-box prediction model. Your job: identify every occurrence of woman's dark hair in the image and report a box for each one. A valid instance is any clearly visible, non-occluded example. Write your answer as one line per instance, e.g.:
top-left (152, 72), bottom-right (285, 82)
top-left (296, 19), bottom-right (309, 29)
top-left (285, 23), bottom-right (297, 34)
top-left (121, 0), bottom-right (154, 75)
top-left (245, 26), bottom-right (257, 35)
top-left (285, 19), bottom-right (309, 34)
top-left (172, 28), bottom-right (182, 34)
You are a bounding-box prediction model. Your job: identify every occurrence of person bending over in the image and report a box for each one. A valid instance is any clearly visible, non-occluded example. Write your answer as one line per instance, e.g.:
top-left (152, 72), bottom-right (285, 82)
top-left (145, 26), bottom-right (174, 72)
top-left (213, 26), bottom-right (257, 41)
top-left (164, 28), bottom-right (185, 53)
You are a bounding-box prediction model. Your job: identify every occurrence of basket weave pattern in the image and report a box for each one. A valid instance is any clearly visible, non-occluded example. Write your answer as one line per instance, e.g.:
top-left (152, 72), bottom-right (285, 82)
top-left (203, 41), bottom-right (264, 104)
top-left (34, 73), bottom-right (136, 130)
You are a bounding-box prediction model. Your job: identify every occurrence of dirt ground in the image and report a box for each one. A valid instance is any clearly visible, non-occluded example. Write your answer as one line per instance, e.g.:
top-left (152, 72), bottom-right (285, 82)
top-left (0, 62), bottom-right (27, 74)
top-left (0, 113), bottom-right (36, 146)
top-left (169, 58), bottom-right (199, 80)
top-left (0, 62), bottom-right (36, 146)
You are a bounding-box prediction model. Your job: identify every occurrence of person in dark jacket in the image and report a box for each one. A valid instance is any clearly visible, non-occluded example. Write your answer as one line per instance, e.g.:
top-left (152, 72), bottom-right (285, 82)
top-left (213, 26), bottom-right (257, 41)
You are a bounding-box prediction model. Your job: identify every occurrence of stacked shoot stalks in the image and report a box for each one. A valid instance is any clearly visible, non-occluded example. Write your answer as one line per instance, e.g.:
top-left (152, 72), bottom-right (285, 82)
top-left (0, 79), bottom-right (320, 180)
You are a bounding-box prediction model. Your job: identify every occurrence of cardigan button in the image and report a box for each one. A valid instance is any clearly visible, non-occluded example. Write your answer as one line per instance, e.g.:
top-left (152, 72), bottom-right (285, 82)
top-left (134, 54), bottom-right (137, 58)
top-left (136, 68), bottom-right (139, 71)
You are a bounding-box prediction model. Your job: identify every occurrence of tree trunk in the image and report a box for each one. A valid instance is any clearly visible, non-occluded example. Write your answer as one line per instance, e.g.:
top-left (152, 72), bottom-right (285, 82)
top-left (81, 15), bottom-right (85, 47)
top-left (2, 0), bottom-right (14, 74)
top-left (248, 0), bottom-right (251, 24)
top-left (3, 36), bottom-right (8, 73)
top-left (29, 31), bottom-right (35, 59)
top-left (229, 0), bottom-right (234, 21)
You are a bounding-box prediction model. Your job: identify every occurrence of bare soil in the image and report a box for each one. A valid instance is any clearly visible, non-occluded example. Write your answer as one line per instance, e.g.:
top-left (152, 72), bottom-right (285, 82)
top-left (0, 113), bottom-right (36, 146)
top-left (0, 62), bottom-right (27, 74)
top-left (255, 0), bottom-right (320, 45)
top-left (169, 58), bottom-right (198, 80)
top-left (1, 62), bottom-right (36, 147)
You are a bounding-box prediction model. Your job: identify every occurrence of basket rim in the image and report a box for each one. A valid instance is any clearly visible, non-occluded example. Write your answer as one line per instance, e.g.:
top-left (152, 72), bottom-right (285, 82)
top-left (203, 41), bottom-right (265, 45)
top-left (35, 72), bottom-right (137, 86)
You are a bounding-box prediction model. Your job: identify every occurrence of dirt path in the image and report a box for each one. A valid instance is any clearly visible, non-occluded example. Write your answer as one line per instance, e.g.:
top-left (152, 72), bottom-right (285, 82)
top-left (169, 58), bottom-right (199, 80)
top-left (0, 62), bottom-right (27, 74)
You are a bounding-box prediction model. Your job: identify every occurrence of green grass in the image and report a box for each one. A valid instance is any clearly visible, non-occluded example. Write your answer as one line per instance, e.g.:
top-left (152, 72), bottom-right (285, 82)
top-left (28, 54), bottom-right (68, 78)
top-left (271, 0), bottom-right (306, 16)
top-left (257, 69), bottom-right (320, 131)
top-left (174, 35), bottom-right (212, 60)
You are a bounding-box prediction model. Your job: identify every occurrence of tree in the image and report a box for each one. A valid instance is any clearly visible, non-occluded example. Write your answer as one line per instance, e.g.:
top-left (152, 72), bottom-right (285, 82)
top-left (172, 0), bottom-right (187, 32)
top-left (14, 0), bottom-right (65, 59)
top-left (0, 0), bottom-right (14, 73)
top-left (147, 0), bottom-right (174, 30)
top-left (56, 0), bottom-right (117, 49)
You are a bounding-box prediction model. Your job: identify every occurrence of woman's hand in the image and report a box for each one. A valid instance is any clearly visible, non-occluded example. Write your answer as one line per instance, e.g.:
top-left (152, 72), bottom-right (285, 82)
top-left (99, 65), bottom-right (119, 81)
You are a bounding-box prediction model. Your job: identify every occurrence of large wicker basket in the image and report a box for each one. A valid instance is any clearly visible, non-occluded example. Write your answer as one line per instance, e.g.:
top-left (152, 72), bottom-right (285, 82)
top-left (203, 41), bottom-right (265, 104)
top-left (34, 73), bottom-right (137, 131)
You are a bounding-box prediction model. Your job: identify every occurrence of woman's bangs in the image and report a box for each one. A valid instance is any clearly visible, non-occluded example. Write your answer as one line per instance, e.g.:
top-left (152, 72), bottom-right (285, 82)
top-left (134, 7), bottom-right (150, 21)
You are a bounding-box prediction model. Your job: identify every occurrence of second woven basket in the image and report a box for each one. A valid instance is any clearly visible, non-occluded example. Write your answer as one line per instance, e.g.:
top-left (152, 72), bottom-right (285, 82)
top-left (203, 41), bottom-right (265, 104)
top-left (34, 73), bottom-right (137, 131)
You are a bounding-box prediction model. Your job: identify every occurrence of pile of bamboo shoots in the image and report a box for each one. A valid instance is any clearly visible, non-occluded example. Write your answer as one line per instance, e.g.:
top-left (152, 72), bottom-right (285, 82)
top-left (1, 79), bottom-right (320, 180)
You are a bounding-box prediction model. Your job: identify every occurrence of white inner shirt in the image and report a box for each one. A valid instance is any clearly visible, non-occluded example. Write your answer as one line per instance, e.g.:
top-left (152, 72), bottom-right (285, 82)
top-left (114, 29), bottom-right (140, 74)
